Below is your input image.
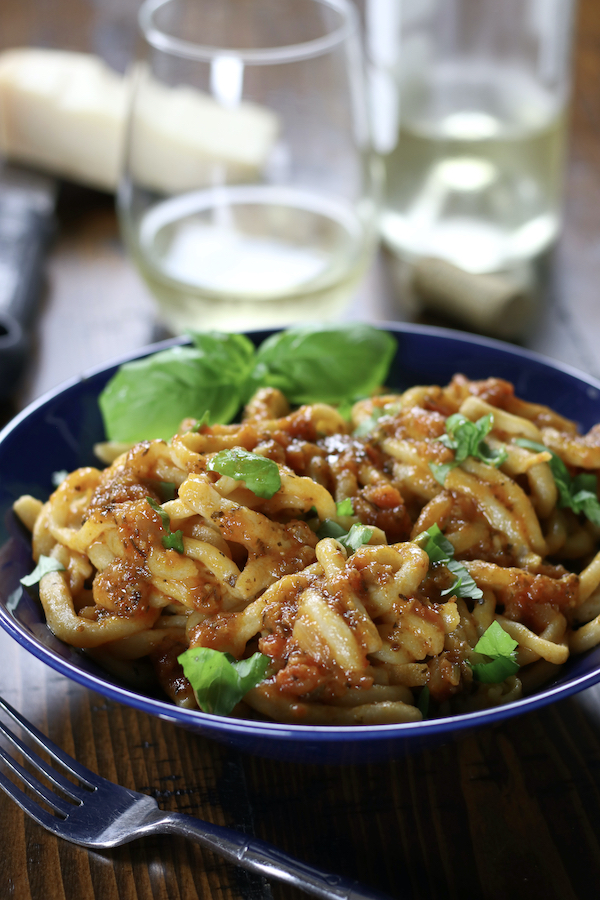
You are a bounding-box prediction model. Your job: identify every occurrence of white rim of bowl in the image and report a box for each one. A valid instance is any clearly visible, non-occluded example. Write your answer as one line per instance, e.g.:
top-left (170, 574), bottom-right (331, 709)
top-left (138, 0), bottom-right (357, 64)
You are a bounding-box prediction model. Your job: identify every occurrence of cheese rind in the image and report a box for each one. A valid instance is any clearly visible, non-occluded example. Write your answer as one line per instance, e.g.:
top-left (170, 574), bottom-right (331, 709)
top-left (0, 48), bottom-right (279, 193)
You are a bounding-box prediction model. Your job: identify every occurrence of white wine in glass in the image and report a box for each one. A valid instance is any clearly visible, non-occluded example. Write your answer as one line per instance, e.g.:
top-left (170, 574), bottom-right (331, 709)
top-left (119, 0), bottom-right (380, 334)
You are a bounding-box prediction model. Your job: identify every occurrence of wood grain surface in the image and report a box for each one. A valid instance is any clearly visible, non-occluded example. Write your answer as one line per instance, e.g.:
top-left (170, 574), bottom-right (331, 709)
top-left (2, 2), bottom-right (600, 899)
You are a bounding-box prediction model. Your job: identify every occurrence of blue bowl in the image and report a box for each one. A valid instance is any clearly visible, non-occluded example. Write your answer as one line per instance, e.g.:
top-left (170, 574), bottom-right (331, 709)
top-left (2, 323), bottom-right (600, 764)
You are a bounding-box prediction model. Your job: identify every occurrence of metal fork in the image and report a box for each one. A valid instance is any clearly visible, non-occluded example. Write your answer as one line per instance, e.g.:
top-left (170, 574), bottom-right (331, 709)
top-left (0, 695), bottom-right (390, 900)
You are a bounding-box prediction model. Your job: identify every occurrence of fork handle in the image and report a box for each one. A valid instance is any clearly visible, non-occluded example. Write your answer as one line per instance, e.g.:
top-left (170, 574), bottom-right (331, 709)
top-left (152, 810), bottom-right (391, 900)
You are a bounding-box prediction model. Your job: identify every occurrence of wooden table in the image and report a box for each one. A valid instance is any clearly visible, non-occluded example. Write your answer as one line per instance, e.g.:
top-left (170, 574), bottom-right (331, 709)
top-left (3, 2), bottom-right (600, 898)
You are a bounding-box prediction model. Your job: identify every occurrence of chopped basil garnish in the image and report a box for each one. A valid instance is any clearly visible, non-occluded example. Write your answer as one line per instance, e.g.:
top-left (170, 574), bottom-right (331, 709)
top-left (470, 620), bottom-right (520, 683)
top-left (336, 498), bottom-right (354, 516)
top-left (430, 413), bottom-right (508, 484)
top-left (414, 524), bottom-right (483, 600)
top-left (515, 437), bottom-right (600, 526)
top-left (99, 324), bottom-right (397, 443)
top-left (207, 449), bottom-right (281, 499)
top-left (178, 647), bottom-right (270, 716)
top-left (147, 497), bottom-right (184, 553)
top-left (21, 555), bottom-right (65, 586)
top-left (339, 523), bottom-right (373, 552)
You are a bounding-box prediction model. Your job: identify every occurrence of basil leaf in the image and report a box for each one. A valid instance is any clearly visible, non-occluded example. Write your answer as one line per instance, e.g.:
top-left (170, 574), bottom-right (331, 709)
top-left (315, 520), bottom-right (372, 552)
top-left (442, 413), bottom-right (491, 459)
top-left (99, 326), bottom-right (399, 443)
top-left (188, 410), bottom-right (210, 433)
top-left (414, 524), bottom-right (483, 600)
top-left (352, 403), bottom-right (401, 438)
top-left (570, 474), bottom-right (600, 526)
top-left (430, 462), bottom-right (456, 486)
top-left (178, 647), bottom-right (270, 716)
top-left (21, 555), bottom-right (66, 586)
top-left (187, 330), bottom-right (256, 381)
top-left (474, 619), bottom-right (516, 656)
top-left (432, 414), bottom-right (507, 485)
top-left (251, 323), bottom-right (397, 405)
top-left (147, 497), bottom-right (184, 553)
top-left (99, 342), bottom-right (251, 442)
top-left (339, 523), bottom-right (373, 552)
top-left (417, 685), bottom-right (430, 718)
top-left (443, 559), bottom-right (482, 601)
top-left (515, 438), bottom-right (600, 526)
top-left (472, 655), bottom-right (520, 683)
top-left (471, 620), bottom-right (520, 683)
top-left (316, 519), bottom-right (347, 539)
top-left (158, 481), bottom-right (176, 501)
top-left (414, 523), bottom-right (455, 564)
top-left (207, 449), bottom-right (281, 499)
top-left (514, 438), bottom-right (571, 499)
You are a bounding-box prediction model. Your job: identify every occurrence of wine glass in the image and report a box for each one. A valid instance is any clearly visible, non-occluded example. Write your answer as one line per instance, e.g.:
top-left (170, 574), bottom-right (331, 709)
top-left (118, 0), bottom-right (380, 335)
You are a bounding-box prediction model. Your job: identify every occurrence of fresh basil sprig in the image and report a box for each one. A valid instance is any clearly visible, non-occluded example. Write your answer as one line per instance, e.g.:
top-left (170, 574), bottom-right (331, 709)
top-left (514, 437), bottom-right (600, 525)
top-left (178, 647), bottom-right (270, 716)
top-left (414, 524), bottom-right (483, 600)
top-left (430, 413), bottom-right (508, 485)
top-left (207, 448), bottom-right (281, 499)
top-left (20, 555), bottom-right (66, 586)
top-left (99, 324), bottom-right (397, 443)
top-left (335, 498), bottom-right (354, 516)
top-left (470, 620), bottom-right (520, 683)
top-left (147, 497), bottom-right (184, 553)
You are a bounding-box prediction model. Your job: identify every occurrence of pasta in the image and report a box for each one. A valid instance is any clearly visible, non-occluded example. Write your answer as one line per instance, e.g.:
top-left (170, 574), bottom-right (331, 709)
top-left (13, 373), bottom-right (600, 724)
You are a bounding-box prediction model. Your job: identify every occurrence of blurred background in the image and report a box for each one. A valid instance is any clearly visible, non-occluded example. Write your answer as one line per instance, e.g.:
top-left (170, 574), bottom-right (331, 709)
top-left (1, 0), bottom-right (600, 407)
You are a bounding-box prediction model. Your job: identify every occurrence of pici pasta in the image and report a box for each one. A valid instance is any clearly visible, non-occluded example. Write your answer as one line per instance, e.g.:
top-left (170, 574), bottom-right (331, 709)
top-left (14, 374), bottom-right (600, 724)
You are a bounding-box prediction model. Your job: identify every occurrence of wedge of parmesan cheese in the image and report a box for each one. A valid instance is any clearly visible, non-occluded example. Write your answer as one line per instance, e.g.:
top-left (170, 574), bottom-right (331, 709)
top-left (0, 48), bottom-right (279, 193)
top-left (130, 76), bottom-right (279, 194)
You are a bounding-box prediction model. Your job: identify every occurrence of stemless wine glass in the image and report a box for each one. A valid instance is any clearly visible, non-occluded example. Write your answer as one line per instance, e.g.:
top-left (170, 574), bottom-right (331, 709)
top-left (118, 0), bottom-right (380, 334)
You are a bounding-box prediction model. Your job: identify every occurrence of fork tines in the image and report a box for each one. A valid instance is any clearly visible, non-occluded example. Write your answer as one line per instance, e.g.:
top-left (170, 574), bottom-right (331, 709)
top-left (0, 695), bottom-right (96, 825)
